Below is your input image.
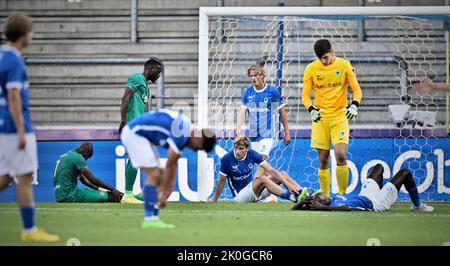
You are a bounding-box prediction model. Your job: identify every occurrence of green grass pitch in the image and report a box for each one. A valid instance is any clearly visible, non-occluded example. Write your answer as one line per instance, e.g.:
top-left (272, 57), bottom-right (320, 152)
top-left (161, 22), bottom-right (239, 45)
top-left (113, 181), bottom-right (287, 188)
top-left (1, 202), bottom-right (449, 246)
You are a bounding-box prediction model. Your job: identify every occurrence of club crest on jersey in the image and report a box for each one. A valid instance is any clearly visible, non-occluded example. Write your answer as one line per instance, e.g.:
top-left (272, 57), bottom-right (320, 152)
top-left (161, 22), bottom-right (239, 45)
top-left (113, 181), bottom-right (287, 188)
top-left (336, 70), bottom-right (341, 77)
top-left (248, 163), bottom-right (254, 169)
top-left (340, 131), bottom-right (345, 137)
top-left (263, 98), bottom-right (268, 103)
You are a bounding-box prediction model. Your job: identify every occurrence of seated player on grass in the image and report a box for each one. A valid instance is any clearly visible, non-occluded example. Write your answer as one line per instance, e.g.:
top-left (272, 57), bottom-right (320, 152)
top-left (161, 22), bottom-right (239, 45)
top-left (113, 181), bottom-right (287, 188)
top-left (52, 142), bottom-right (124, 203)
top-left (213, 136), bottom-right (308, 203)
top-left (292, 163), bottom-right (433, 212)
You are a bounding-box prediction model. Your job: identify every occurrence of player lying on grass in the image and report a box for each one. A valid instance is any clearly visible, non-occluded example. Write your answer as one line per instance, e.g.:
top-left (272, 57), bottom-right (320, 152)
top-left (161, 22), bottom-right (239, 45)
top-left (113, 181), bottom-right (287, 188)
top-left (213, 136), bottom-right (307, 203)
top-left (52, 142), bottom-right (124, 203)
top-left (292, 163), bottom-right (433, 212)
top-left (120, 108), bottom-right (216, 229)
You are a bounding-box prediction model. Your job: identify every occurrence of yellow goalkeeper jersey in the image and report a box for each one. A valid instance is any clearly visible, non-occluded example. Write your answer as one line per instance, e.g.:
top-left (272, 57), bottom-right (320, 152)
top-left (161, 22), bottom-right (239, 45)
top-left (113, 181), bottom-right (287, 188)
top-left (302, 57), bottom-right (362, 119)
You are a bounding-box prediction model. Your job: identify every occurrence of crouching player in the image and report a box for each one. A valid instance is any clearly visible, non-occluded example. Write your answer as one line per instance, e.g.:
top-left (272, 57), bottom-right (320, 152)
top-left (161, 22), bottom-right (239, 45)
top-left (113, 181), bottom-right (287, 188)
top-left (120, 108), bottom-right (216, 229)
top-left (213, 136), bottom-right (307, 203)
top-left (52, 142), bottom-right (124, 203)
top-left (292, 164), bottom-right (433, 212)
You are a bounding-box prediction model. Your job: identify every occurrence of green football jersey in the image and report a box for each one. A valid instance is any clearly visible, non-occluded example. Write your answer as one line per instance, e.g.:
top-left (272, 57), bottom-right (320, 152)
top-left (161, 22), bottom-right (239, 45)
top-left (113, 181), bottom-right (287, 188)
top-left (125, 73), bottom-right (149, 122)
top-left (53, 150), bottom-right (88, 201)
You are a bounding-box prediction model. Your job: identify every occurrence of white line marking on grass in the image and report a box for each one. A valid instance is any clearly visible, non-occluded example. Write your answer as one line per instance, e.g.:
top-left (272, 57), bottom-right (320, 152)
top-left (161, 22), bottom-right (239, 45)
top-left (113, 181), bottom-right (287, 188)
top-left (1, 207), bottom-right (449, 219)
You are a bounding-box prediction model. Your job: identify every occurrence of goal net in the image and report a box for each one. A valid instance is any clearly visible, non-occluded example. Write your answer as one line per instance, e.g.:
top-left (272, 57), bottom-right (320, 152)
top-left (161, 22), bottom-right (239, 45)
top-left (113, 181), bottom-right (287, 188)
top-left (198, 7), bottom-right (450, 202)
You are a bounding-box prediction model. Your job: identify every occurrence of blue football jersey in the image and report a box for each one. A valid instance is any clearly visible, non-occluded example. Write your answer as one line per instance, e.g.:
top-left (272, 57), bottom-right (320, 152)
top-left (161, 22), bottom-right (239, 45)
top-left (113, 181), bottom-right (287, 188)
top-left (0, 46), bottom-right (33, 134)
top-left (242, 84), bottom-right (284, 141)
top-left (219, 149), bottom-right (264, 197)
top-left (127, 109), bottom-right (191, 153)
top-left (329, 194), bottom-right (374, 211)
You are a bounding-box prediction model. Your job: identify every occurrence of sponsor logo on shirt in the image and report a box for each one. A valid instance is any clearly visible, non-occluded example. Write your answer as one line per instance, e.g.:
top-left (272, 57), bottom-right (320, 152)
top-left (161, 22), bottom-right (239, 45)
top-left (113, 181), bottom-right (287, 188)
top-left (232, 173), bottom-right (251, 181)
top-left (248, 107), bottom-right (269, 113)
top-left (232, 165), bottom-right (239, 171)
top-left (315, 81), bottom-right (343, 89)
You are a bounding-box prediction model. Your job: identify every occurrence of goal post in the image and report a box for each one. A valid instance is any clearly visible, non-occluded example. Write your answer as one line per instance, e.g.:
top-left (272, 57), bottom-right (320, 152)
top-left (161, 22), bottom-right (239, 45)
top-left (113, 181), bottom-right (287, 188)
top-left (197, 6), bottom-right (450, 202)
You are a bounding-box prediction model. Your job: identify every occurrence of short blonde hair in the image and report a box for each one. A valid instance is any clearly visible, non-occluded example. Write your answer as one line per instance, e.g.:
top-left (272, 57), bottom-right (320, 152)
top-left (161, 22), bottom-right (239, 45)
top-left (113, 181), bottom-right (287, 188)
top-left (234, 136), bottom-right (250, 148)
top-left (246, 65), bottom-right (265, 78)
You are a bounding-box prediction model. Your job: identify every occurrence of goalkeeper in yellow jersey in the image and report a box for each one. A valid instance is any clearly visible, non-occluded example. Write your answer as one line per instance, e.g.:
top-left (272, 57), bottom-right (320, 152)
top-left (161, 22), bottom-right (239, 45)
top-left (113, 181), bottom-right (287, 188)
top-left (301, 39), bottom-right (362, 197)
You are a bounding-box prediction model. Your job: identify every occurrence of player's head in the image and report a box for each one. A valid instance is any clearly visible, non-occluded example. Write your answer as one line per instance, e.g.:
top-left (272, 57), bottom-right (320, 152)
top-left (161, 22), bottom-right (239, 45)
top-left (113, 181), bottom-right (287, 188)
top-left (247, 65), bottom-right (266, 89)
top-left (75, 142), bottom-right (94, 160)
top-left (144, 57), bottom-right (163, 83)
top-left (313, 192), bottom-right (331, 206)
top-left (187, 128), bottom-right (216, 153)
top-left (314, 39), bottom-right (334, 66)
top-left (233, 136), bottom-right (250, 160)
top-left (4, 12), bottom-right (33, 48)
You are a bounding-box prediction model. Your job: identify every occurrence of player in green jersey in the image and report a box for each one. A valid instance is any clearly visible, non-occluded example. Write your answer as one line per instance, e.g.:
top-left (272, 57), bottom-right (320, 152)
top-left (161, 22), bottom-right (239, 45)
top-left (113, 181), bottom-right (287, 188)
top-left (118, 57), bottom-right (163, 204)
top-left (52, 142), bottom-right (123, 203)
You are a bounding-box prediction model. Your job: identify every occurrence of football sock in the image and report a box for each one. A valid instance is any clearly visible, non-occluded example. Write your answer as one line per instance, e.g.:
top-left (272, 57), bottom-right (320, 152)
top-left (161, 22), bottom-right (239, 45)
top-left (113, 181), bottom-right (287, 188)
top-left (125, 159), bottom-right (138, 194)
top-left (336, 165), bottom-right (349, 195)
top-left (143, 185), bottom-right (158, 220)
top-left (20, 206), bottom-right (36, 231)
top-left (279, 189), bottom-right (294, 202)
top-left (407, 187), bottom-right (421, 207)
top-left (318, 168), bottom-right (331, 197)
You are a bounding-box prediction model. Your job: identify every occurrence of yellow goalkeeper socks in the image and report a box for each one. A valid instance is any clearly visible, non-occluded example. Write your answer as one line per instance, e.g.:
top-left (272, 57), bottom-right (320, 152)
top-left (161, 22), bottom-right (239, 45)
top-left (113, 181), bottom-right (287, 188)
top-left (336, 165), bottom-right (349, 195)
top-left (318, 168), bottom-right (331, 197)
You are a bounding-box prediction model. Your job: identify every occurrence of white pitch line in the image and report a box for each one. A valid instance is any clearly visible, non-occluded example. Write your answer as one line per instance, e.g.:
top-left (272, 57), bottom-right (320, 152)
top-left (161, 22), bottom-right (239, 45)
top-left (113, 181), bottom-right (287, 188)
top-left (0, 207), bottom-right (449, 218)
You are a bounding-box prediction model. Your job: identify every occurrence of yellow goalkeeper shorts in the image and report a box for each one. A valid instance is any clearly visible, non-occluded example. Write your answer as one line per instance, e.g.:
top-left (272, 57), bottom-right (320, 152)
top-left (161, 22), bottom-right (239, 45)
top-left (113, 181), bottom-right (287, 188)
top-left (311, 115), bottom-right (349, 150)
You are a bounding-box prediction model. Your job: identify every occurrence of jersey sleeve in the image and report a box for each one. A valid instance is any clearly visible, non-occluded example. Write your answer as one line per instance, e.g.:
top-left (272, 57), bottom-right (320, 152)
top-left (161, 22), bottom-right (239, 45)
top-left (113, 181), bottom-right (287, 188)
top-left (346, 61), bottom-right (362, 104)
top-left (301, 65), bottom-right (314, 110)
top-left (74, 156), bottom-right (88, 171)
top-left (125, 74), bottom-right (144, 93)
top-left (219, 156), bottom-right (229, 176)
top-left (345, 60), bottom-right (356, 78)
top-left (6, 57), bottom-right (24, 90)
top-left (241, 88), bottom-right (249, 109)
top-left (272, 87), bottom-right (286, 110)
top-left (167, 115), bottom-right (192, 154)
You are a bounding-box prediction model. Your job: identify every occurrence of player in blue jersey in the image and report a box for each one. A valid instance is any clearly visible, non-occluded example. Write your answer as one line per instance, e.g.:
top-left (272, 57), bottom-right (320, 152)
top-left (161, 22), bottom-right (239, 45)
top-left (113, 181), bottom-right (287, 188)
top-left (120, 108), bottom-right (216, 228)
top-left (212, 136), bottom-right (307, 203)
top-left (0, 12), bottom-right (59, 242)
top-left (292, 164), bottom-right (434, 212)
top-left (236, 65), bottom-right (291, 201)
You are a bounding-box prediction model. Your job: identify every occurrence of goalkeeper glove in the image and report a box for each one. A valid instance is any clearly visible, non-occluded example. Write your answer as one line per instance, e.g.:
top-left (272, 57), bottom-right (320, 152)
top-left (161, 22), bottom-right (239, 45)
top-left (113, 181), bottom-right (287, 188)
top-left (343, 101), bottom-right (359, 121)
top-left (308, 106), bottom-right (323, 123)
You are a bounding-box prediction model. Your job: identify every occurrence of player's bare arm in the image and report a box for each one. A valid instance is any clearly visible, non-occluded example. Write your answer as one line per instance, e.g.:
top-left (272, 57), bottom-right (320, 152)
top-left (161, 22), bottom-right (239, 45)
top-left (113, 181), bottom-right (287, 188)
top-left (80, 168), bottom-right (121, 196)
top-left (79, 173), bottom-right (99, 190)
top-left (158, 147), bottom-right (180, 208)
top-left (235, 107), bottom-right (246, 136)
top-left (118, 87), bottom-right (134, 134)
top-left (213, 174), bottom-right (227, 203)
top-left (7, 88), bottom-right (26, 149)
top-left (279, 106), bottom-right (290, 145)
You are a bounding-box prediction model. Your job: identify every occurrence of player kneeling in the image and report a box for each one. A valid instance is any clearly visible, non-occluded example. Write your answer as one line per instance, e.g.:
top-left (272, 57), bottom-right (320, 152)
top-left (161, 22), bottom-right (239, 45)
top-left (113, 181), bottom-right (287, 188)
top-left (292, 164), bottom-right (433, 212)
top-left (213, 136), bottom-right (307, 203)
